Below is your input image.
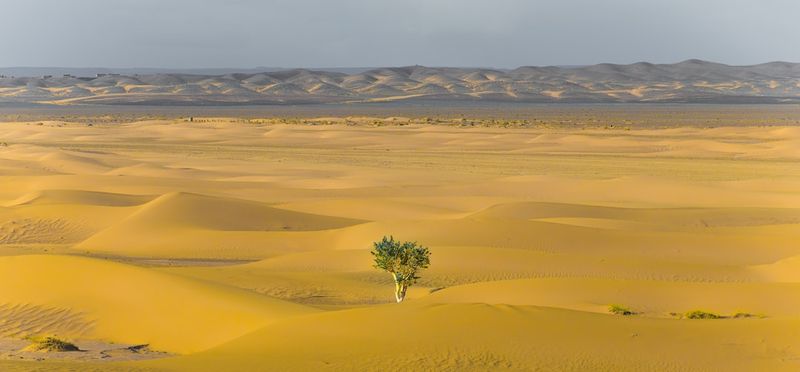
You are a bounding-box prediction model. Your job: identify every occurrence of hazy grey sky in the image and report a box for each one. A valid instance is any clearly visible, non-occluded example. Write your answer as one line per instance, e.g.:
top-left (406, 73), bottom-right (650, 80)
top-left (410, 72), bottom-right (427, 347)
top-left (1, 0), bottom-right (798, 68)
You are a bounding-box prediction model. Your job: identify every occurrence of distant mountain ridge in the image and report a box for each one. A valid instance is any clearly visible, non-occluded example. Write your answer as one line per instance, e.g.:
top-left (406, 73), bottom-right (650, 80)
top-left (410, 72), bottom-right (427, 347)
top-left (1, 60), bottom-right (798, 105)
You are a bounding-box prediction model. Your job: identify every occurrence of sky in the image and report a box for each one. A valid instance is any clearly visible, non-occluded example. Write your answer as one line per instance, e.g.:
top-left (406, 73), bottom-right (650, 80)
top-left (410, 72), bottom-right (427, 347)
top-left (1, 0), bottom-right (798, 68)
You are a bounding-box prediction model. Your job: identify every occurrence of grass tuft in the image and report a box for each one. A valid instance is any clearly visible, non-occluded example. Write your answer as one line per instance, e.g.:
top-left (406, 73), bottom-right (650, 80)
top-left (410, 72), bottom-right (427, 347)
top-left (608, 304), bottom-right (634, 316)
top-left (685, 310), bottom-right (722, 319)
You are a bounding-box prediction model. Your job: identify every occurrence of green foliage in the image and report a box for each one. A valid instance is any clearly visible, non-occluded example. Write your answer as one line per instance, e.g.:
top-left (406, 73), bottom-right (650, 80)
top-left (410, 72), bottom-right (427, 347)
top-left (685, 310), bottom-right (722, 319)
top-left (371, 235), bottom-right (430, 285)
top-left (608, 304), bottom-right (634, 316)
top-left (26, 336), bottom-right (80, 352)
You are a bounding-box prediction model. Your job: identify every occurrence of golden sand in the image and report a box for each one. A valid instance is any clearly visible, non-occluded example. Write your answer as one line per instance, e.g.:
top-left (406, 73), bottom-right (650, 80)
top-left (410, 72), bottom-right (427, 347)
top-left (0, 117), bottom-right (798, 371)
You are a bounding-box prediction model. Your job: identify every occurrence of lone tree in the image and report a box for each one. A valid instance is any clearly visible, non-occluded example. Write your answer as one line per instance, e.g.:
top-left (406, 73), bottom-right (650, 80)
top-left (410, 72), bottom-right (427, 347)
top-left (371, 236), bottom-right (431, 303)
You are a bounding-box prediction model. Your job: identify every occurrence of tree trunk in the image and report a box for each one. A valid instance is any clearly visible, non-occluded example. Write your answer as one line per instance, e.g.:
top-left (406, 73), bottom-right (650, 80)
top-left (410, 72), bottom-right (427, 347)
top-left (392, 273), bottom-right (408, 303)
top-left (395, 282), bottom-right (407, 303)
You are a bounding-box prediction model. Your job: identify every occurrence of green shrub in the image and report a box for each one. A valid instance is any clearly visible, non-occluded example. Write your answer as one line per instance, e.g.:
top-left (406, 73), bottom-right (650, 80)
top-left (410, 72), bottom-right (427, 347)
top-left (685, 310), bottom-right (722, 319)
top-left (608, 304), bottom-right (634, 316)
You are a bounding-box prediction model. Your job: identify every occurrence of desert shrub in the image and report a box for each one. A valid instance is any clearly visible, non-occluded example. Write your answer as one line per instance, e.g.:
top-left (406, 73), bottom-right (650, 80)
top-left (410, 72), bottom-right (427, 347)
top-left (732, 312), bottom-right (761, 319)
top-left (685, 310), bottom-right (722, 319)
top-left (608, 304), bottom-right (634, 316)
top-left (25, 336), bottom-right (80, 352)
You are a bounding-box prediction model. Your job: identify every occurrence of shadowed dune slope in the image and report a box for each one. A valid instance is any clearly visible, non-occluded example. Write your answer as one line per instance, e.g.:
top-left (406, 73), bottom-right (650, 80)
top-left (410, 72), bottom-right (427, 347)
top-left (87, 192), bottom-right (365, 231)
top-left (75, 192), bottom-right (366, 259)
top-left (5, 189), bottom-right (154, 207)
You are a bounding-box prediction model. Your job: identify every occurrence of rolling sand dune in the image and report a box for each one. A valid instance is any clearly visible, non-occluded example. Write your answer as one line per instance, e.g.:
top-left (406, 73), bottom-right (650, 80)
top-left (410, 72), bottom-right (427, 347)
top-left (0, 255), bottom-right (316, 354)
top-left (0, 114), bottom-right (798, 370)
top-left (76, 192), bottom-right (364, 259)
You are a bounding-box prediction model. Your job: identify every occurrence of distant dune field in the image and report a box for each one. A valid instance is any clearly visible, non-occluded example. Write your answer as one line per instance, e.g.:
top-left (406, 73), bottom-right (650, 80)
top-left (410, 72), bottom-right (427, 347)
top-left (1, 60), bottom-right (800, 105)
top-left (0, 114), bottom-right (798, 371)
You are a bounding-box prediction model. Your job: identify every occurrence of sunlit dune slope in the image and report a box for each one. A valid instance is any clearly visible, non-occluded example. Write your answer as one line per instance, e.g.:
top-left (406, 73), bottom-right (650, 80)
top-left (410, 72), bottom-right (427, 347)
top-left (422, 278), bottom-right (800, 316)
top-left (144, 303), bottom-right (800, 372)
top-left (0, 255), bottom-right (317, 354)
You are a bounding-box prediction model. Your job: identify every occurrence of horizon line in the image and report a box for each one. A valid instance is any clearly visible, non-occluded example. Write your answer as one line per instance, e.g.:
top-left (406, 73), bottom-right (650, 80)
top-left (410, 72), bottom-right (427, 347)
top-left (2, 59), bottom-right (799, 71)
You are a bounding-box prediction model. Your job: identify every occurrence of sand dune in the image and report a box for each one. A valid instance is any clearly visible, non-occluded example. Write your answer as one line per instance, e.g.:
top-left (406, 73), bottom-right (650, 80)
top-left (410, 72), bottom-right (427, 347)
top-left (0, 116), bottom-right (798, 370)
top-left (751, 255), bottom-right (800, 282)
top-left (6, 190), bottom-right (153, 207)
top-left (93, 192), bottom-right (362, 231)
top-left (472, 201), bottom-right (800, 229)
top-left (146, 303), bottom-right (800, 372)
top-left (424, 278), bottom-right (800, 316)
top-left (0, 255), bottom-right (316, 354)
top-left (0, 303), bottom-right (93, 340)
top-left (76, 192), bottom-right (364, 259)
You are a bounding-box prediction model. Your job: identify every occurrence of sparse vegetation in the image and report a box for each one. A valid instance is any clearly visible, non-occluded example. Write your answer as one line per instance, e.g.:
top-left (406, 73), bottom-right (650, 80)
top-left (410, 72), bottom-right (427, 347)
top-left (25, 336), bottom-right (80, 352)
top-left (685, 310), bottom-right (723, 319)
top-left (371, 235), bottom-right (431, 303)
top-left (671, 310), bottom-right (763, 320)
top-left (126, 344), bottom-right (152, 353)
top-left (608, 304), bottom-right (634, 316)
top-left (732, 312), bottom-right (762, 319)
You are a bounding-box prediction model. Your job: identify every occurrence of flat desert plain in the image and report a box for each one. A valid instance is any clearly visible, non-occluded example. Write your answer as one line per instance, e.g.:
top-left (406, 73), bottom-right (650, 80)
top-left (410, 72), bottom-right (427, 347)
top-left (0, 113), bottom-right (799, 371)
